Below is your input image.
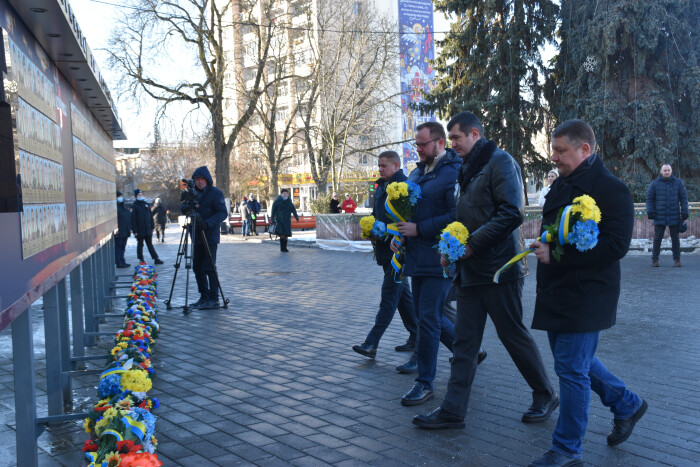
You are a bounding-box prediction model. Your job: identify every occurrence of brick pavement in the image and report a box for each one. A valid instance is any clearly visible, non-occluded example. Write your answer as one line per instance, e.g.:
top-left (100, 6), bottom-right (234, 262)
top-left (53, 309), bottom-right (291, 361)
top-left (1, 228), bottom-right (699, 466)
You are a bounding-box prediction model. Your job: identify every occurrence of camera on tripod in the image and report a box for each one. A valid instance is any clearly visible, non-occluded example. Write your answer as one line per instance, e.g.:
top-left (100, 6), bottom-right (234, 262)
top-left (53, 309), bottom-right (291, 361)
top-left (179, 178), bottom-right (198, 215)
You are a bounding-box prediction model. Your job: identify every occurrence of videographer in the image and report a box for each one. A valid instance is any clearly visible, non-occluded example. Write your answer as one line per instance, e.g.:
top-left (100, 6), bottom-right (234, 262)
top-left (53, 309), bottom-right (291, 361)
top-left (182, 166), bottom-right (228, 310)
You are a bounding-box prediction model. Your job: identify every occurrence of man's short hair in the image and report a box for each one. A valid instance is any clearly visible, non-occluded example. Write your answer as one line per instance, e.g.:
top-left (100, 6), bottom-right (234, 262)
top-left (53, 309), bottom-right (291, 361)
top-left (552, 119), bottom-right (596, 150)
top-left (378, 150), bottom-right (401, 166)
top-left (281, 188), bottom-right (289, 194)
top-left (416, 121), bottom-right (446, 142)
top-left (446, 111), bottom-right (484, 136)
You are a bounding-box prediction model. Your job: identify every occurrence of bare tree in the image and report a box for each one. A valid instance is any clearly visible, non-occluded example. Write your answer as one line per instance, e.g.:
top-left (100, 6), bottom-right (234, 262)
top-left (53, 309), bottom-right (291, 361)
top-left (105, 0), bottom-right (280, 199)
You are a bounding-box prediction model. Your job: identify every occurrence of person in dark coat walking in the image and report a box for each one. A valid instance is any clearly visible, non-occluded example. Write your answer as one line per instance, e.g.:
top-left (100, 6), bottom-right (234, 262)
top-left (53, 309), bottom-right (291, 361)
top-left (131, 189), bottom-right (163, 264)
top-left (528, 120), bottom-right (646, 467)
top-left (270, 188), bottom-right (298, 252)
top-left (413, 111), bottom-right (555, 430)
top-left (151, 198), bottom-right (167, 242)
top-left (646, 164), bottom-right (689, 267)
top-left (247, 194), bottom-right (261, 235)
top-left (115, 191), bottom-right (131, 268)
top-left (185, 166), bottom-right (228, 309)
top-left (352, 151), bottom-right (418, 362)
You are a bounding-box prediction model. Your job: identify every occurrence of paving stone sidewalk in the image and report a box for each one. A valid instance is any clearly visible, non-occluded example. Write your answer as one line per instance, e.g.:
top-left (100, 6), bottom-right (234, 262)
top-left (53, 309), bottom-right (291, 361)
top-left (1, 228), bottom-right (699, 466)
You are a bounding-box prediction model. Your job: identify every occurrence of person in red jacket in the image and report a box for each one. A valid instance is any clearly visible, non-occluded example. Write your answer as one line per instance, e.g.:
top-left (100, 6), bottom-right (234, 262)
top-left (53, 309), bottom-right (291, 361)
top-left (341, 193), bottom-right (357, 213)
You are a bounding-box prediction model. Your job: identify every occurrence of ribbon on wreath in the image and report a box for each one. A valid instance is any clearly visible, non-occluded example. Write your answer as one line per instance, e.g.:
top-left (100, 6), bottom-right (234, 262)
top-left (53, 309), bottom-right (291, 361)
top-left (384, 197), bottom-right (406, 282)
top-left (122, 415), bottom-right (147, 441)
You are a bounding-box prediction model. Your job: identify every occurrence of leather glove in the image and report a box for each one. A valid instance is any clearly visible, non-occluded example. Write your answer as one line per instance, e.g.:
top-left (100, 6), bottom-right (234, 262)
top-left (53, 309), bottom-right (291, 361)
top-left (682, 213), bottom-right (689, 221)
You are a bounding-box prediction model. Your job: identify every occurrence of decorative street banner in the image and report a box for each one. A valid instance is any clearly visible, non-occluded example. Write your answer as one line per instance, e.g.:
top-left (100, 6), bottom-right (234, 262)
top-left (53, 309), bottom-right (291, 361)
top-left (398, 0), bottom-right (437, 167)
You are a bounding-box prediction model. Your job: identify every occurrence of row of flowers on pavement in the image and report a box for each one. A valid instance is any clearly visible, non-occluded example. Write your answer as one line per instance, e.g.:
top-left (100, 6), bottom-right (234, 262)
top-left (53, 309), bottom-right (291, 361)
top-left (82, 263), bottom-right (162, 467)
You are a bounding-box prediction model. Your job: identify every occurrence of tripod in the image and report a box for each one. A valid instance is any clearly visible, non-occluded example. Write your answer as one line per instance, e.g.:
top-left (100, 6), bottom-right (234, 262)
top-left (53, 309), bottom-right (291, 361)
top-left (164, 214), bottom-right (230, 315)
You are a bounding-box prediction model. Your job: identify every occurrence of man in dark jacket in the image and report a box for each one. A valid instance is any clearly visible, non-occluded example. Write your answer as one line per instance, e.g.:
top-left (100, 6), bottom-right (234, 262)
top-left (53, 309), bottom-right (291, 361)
top-left (151, 198), bottom-right (167, 242)
top-left (352, 151), bottom-right (418, 362)
top-left (131, 189), bottom-right (163, 265)
top-left (390, 122), bottom-right (458, 407)
top-left (247, 194), bottom-right (261, 235)
top-left (186, 166), bottom-right (228, 309)
top-left (329, 193), bottom-right (341, 213)
top-left (646, 164), bottom-right (689, 267)
top-left (528, 120), bottom-right (645, 467)
top-left (115, 191), bottom-right (131, 268)
top-left (413, 111), bottom-right (555, 430)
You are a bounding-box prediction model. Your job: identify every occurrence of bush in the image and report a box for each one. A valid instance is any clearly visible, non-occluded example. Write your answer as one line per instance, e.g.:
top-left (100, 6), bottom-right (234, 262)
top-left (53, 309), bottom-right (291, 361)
top-left (309, 192), bottom-right (334, 214)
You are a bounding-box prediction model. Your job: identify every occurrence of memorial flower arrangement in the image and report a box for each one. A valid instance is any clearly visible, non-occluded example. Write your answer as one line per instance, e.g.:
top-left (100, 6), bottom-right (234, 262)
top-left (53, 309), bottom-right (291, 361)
top-left (82, 263), bottom-right (162, 467)
top-left (359, 215), bottom-right (387, 239)
top-left (437, 221), bottom-right (470, 278)
top-left (493, 195), bottom-right (602, 282)
top-left (384, 181), bottom-right (421, 280)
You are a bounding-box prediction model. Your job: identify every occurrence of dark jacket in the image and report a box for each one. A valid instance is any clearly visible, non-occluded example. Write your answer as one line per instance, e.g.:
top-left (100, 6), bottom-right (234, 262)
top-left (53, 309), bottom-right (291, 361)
top-left (454, 139), bottom-right (527, 286)
top-left (372, 170), bottom-right (408, 266)
top-left (330, 198), bottom-right (341, 213)
top-left (532, 154), bottom-right (634, 333)
top-left (247, 198), bottom-right (261, 215)
top-left (131, 199), bottom-right (154, 237)
top-left (189, 166), bottom-right (228, 245)
top-left (645, 175), bottom-right (688, 226)
top-left (271, 195), bottom-right (299, 236)
top-left (151, 203), bottom-right (167, 226)
top-left (116, 201), bottom-right (131, 238)
top-left (404, 149), bottom-right (461, 277)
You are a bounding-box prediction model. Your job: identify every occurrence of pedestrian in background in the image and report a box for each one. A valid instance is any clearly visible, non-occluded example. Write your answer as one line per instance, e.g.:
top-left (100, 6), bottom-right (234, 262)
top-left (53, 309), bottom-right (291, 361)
top-left (342, 193), bottom-right (357, 213)
top-left (247, 194), bottom-right (261, 235)
top-left (131, 189), bottom-right (163, 265)
top-left (271, 188), bottom-right (299, 252)
top-left (538, 169), bottom-right (559, 207)
top-left (151, 197), bottom-right (167, 242)
top-left (115, 191), bottom-right (131, 268)
top-left (330, 192), bottom-right (341, 213)
top-left (646, 164), bottom-right (689, 267)
top-left (240, 196), bottom-right (251, 237)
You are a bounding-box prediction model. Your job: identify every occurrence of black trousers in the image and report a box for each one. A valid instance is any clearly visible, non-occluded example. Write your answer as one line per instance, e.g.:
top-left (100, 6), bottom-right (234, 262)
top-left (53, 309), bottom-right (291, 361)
top-left (193, 243), bottom-right (218, 300)
top-left (441, 278), bottom-right (554, 417)
top-left (250, 217), bottom-right (257, 234)
top-left (652, 224), bottom-right (680, 260)
top-left (136, 235), bottom-right (159, 261)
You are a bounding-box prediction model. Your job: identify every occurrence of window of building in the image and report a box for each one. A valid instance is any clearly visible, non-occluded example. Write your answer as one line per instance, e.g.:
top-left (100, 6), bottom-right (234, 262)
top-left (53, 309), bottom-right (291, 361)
top-left (275, 106), bottom-right (289, 122)
top-left (359, 153), bottom-right (369, 165)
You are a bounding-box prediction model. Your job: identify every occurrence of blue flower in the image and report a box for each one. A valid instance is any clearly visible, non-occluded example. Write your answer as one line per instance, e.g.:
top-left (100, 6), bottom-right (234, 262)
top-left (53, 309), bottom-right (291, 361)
top-left (406, 181), bottom-right (421, 205)
top-left (438, 232), bottom-right (466, 262)
top-left (371, 220), bottom-right (387, 237)
top-left (98, 374), bottom-right (122, 398)
top-left (568, 220), bottom-right (599, 252)
top-left (129, 407), bottom-right (157, 439)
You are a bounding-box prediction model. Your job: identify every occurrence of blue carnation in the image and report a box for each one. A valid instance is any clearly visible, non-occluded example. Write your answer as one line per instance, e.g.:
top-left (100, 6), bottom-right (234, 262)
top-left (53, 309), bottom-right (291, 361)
top-left (438, 232), bottom-right (466, 262)
top-left (129, 407), bottom-right (157, 439)
top-left (568, 220), bottom-right (599, 252)
top-left (371, 220), bottom-right (387, 237)
top-left (98, 374), bottom-right (122, 398)
top-left (406, 181), bottom-right (422, 205)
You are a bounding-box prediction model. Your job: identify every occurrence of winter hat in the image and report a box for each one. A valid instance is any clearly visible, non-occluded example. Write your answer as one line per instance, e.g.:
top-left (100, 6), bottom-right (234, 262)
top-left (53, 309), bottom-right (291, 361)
top-left (117, 191), bottom-right (123, 197)
top-left (134, 189), bottom-right (143, 197)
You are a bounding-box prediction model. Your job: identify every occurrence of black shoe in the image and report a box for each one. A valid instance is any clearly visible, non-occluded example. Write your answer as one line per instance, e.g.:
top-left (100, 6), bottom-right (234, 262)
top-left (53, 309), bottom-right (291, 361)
top-left (529, 450), bottom-right (582, 467)
top-left (395, 355), bottom-right (418, 374)
top-left (413, 407), bottom-right (465, 429)
top-left (198, 300), bottom-right (220, 310)
top-left (189, 296), bottom-right (207, 309)
top-left (607, 399), bottom-right (647, 446)
top-left (116, 263), bottom-right (131, 268)
top-left (522, 394), bottom-right (559, 423)
top-left (352, 342), bottom-right (377, 358)
top-left (154, 258), bottom-right (164, 265)
top-left (395, 340), bottom-right (415, 352)
top-left (401, 382), bottom-right (434, 406)
top-left (449, 348), bottom-right (487, 365)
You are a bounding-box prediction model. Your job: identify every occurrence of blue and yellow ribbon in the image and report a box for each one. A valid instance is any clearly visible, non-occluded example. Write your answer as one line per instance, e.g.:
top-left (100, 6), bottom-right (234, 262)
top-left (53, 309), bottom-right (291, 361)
top-left (492, 230), bottom-right (557, 283)
top-left (385, 198), bottom-right (406, 281)
top-left (99, 366), bottom-right (125, 380)
top-left (99, 428), bottom-right (124, 441)
top-left (122, 415), bottom-right (147, 441)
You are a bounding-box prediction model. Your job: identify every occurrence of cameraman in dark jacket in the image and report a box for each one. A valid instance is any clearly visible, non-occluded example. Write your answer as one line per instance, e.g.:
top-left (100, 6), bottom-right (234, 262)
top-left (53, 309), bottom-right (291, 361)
top-left (115, 191), bottom-right (131, 268)
top-left (184, 166), bottom-right (228, 309)
top-left (352, 151), bottom-right (418, 361)
top-left (131, 189), bottom-right (163, 265)
top-left (646, 164), bottom-right (689, 267)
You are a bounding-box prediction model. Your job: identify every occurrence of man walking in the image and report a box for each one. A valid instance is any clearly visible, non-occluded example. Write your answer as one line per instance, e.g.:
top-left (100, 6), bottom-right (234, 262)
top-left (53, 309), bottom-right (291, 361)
top-left (151, 197), bottom-right (167, 242)
top-left (115, 191), bottom-right (131, 268)
top-left (352, 151), bottom-right (418, 362)
top-left (391, 121), bottom-right (459, 406)
top-left (413, 111), bottom-right (556, 429)
top-left (529, 120), bottom-right (646, 467)
top-left (247, 194), bottom-right (261, 235)
top-left (131, 189), bottom-right (164, 265)
top-left (646, 164), bottom-right (689, 267)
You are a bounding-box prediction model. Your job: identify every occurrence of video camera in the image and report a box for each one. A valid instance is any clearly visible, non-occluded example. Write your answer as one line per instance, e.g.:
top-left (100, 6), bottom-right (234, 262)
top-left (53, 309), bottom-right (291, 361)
top-left (179, 178), bottom-right (198, 215)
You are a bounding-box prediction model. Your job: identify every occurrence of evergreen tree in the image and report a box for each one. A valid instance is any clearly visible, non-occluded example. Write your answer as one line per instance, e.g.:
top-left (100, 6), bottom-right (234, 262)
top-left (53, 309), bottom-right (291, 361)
top-left (547, 0), bottom-right (700, 200)
top-left (424, 0), bottom-right (558, 198)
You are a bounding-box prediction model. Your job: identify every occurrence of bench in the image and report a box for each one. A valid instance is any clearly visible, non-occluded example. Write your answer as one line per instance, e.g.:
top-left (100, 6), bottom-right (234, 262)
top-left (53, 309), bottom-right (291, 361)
top-left (228, 214), bottom-right (270, 234)
top-left (268, 215), bottom-right (317, 239)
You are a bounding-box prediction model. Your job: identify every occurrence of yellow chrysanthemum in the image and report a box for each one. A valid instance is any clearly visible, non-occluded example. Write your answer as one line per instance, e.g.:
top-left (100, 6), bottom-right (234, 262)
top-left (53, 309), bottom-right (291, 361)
top-left (117, 342), bottom-right (128, 349)
top-left (443, 221), bottom-right (470, 244)
top-left (571, 195), bottom-right (602, 223)
top-left (84, 417), bottom-right (94, 433)
top-left (359, 215), bottom-right (376, 239)
top-left (120, 369), bottom-right (152, 393)
top-left (386, 182), bottom-right (409, 200)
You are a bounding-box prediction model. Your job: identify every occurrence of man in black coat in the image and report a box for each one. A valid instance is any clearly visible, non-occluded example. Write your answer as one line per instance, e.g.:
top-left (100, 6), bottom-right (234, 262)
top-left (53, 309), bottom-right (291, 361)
top-left (185, 166), bottom-right (228, 309)
top-left (646, 164), bottom-right (689, 267)
top-left (247, 194), bottom-right (261, 235)
top-left (115, 191), bottom-right (131, 268)
top-left (151, 198), bottom-right (168, 242)
top-left (352, 151), bottom-right (418, 363)
top-left (528, 120), bottom-right (646, 467)
top-left (413, 111), bottom-right (555, 430)
top-left (130, 189), bottom-right (163, 265)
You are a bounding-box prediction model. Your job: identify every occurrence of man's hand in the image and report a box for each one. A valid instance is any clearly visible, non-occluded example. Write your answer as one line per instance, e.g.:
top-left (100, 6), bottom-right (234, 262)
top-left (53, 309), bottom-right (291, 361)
top-left (461, 244), bottom-right (474, 260)
top-left (682, 213), bottom-right (689, 221)
top-left (530, 240), bottom-right (550, 264)
top-left (440, 255), bottom-right (449, 268)
top-left (397, 222), bottom-right (418, 237)
top-left (390, 238), bottom-right (404, 254)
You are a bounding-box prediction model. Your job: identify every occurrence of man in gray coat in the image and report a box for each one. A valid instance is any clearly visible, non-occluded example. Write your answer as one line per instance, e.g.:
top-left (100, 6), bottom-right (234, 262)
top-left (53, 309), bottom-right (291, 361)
top-left (646, 164), bottom-right (689, 267)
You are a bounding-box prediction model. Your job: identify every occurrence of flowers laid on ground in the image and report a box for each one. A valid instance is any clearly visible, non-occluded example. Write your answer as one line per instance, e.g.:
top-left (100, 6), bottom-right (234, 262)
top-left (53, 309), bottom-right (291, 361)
top-left (82, 263), bottom-right (162, 467)
top-left (437, 222), bottom-right (470, 277)
top-left (384, 181), bottom-right (421, 280)
top-left (493, 195), bottom-right (602, 282)
top-left (359, 215), bottom-right (387, 239)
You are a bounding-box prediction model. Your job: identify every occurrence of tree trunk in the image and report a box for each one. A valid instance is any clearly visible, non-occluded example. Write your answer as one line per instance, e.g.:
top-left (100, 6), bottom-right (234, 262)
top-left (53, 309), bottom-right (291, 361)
top-left (212, 116), bottom-right (231, 199)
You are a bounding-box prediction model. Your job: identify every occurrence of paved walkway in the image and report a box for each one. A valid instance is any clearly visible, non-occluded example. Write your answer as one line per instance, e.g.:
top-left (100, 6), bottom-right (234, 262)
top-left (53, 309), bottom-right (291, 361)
top-left (1, 226), bottom-right (699, 466)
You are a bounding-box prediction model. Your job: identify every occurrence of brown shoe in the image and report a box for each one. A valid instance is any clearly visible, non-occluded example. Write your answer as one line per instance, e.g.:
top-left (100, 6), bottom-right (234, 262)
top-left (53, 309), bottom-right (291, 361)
top-left (652, 259), bottom-right (659, 267)
top-left (674, 259), bottom-right (682, 267)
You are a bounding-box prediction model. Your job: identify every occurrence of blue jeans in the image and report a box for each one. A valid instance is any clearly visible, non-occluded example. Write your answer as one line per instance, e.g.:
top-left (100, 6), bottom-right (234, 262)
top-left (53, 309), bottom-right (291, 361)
top-left (365, 264), bottom-right (417, 347)
top-left (412, 276), bottom-right (454, 390)
top-left (242, 219), bottom-right (250, 236)
top-left (548, 331), bottom-right (642, 458)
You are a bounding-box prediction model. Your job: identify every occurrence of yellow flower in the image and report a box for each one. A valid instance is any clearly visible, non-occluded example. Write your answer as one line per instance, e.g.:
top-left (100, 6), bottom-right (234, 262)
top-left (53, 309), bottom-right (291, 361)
top-left (111, 347), bottom-right (121, 357)
top-left (120, 369), bottom-right (152, 393)
top-left (386, 182), bottom-right (409, 200)
top-left (116, 396), bottom-right (134, 410)
top-left (104, 451), bottom-right (121, 467)
top-left (443, 221), bottom-right (470, 244)
top-left (117, 342), bottom-right (128, 349)
top-left (359, 216), bottom-right (376, 239)
top-left (84, 417), bottom-right (94, 433)
top-left (571, 195), bottom-right (601, 223)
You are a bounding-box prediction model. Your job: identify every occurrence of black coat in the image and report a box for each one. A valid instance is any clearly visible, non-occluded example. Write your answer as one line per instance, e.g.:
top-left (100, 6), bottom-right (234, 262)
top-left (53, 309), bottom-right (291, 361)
top-left (131, 200), bottom-right (154, 237)
top-left (151, 204), bottom-right (167, 226)
top-left (454, 139), bottom-right (527, 286)
top-left (329, 198), bottom-right (341, 213)
top-left (372, 170), bottom-right (408, 266)
top-left (532, 155), bottom-right (634, 333)
top-left (271, 195), bottom-right (299, 236)
top-left (188, 166), bottom-right (228, 245)
top-left (116, 202), bottom-right (131, 238)
top-left (645, 175), bottom-right (688, 226)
